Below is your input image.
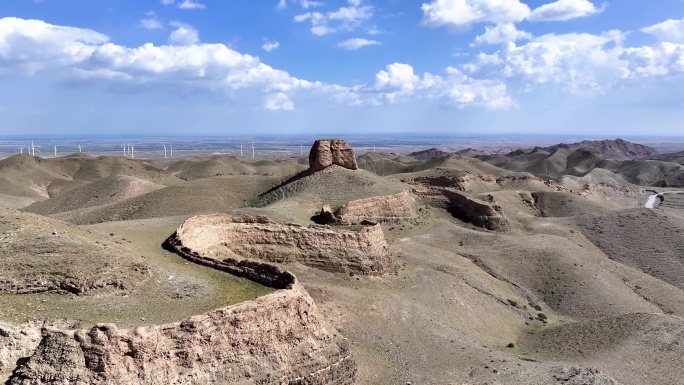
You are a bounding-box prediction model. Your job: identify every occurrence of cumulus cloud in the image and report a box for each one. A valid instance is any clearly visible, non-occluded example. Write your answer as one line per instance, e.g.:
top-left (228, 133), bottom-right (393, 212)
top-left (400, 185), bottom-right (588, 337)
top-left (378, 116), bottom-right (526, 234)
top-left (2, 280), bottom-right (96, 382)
top-left (337, 38), bottom-right (380, 50)
top-left (262, 41), bottom-right (280, 52)
top-left (620, 43), bottom-right (684, 78)
top-left (168, 22), bottom-right (199, 45)
top-left (0, 17), bottom-right (319, 110)
top-left (265, 92), bottom-right (294, 110)
top-left (641, 17), bottom-right (684, 43)
top-left (472, 23), bottom-right (532, 46)
top-left (464, 30), bottom-right (626, 93)
top-left (527, 0), bottom-right (604, 22)
top-left (294, 0), bottom-right (373, 35)
top-left (421, 0), bottom-right (531, 28)
top-left (140, 12), bottom-right (163, 30)
top-left (346, 63), bottom-right (515, 108)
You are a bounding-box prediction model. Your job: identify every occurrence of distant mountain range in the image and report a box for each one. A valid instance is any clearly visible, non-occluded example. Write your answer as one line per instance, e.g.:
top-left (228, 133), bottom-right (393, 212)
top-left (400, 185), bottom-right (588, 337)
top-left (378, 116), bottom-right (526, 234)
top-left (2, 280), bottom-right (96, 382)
top-left (543, 138), bottom-right (658, 159)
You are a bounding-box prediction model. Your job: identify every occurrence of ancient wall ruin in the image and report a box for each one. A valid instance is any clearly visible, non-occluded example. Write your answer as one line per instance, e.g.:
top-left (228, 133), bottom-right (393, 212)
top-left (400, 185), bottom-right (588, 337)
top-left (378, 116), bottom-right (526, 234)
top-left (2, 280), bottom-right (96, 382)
top-left (175, 214), bottom-right (394, 275)
top-left (413, 187), bottom-right (511, 232)
top-left (8, 284), bottom-right (355, 385)
top-left (334, 190), bottom-right (418, 224)
top-left (5, 217), bottom-right (359, 385)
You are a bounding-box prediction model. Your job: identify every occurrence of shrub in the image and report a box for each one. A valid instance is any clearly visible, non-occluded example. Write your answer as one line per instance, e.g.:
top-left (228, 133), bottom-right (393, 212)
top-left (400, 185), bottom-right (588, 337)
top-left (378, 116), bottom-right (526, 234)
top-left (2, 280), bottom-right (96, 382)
top-left (507, 343), bottom-right (515, 348)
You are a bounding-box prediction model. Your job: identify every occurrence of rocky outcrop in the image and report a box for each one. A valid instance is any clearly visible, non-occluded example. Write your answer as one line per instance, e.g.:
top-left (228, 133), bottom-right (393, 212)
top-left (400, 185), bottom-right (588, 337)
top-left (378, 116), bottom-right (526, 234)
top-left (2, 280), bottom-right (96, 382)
top-left (413, 187), bottom-right (511, 232)
top-left (309, 139), bottom-right (358, 172)
top-left (408, 148), bottom-right (448, 161)
top-left (8, 284), bottom-right (355, 385)
top-left (175, 214), bottom-right (393, 275)
top-left (324, 191), bottom-right (418, 225)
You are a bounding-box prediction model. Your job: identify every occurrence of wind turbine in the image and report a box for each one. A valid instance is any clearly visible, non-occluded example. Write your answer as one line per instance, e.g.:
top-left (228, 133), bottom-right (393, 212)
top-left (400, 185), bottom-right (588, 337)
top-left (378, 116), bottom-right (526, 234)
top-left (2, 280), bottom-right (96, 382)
top-left (163, 144), bottom-right (167, 159)
top-left (54, 145), bottom-right (57, 158)
top-left (300, 144), bottom-right (303, 157)
top-left (78, 144), bottom-right (82, 153)
top-left (30, 141), bottom-right (41, 156)
top-left (169, 144), bottom-right (173, 157)
top-left (131, 146), bottom-right (135, 159)
top-left (373, 145), bottom-right (376, 152)
top-left (123, 145), bottom-right (127, 157)
top-left (240, 143), bottom-right (243, 157)
top-left (252, 142), bottom-right (255, 159)
top-left (19, 146), bottom-right (25, 154)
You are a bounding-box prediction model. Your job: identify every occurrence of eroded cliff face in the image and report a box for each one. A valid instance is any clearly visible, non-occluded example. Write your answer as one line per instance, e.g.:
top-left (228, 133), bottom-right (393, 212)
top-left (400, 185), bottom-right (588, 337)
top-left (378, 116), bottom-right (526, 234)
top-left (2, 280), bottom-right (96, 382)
top-left (176, 214), bottom-right (394, 275)
top-left (334, 191), bottom-right (418, 225)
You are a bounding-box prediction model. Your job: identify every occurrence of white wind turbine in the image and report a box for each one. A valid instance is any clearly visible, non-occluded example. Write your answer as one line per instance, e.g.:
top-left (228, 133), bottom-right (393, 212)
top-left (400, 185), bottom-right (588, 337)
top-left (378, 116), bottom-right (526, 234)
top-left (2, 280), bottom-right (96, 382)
top-left (252, 142), bottom-right (255, 159)
top-left (30, 141), bottom-right (41, 156)
top-left (300, 144), bottom-right (303, 157)
top-left (169, 144), bottom-right (173, 157)
top-left (123, 145), bottom-right (127, 157)
top-left (54, 145), bottom-right (57, 158)
top-left (163, 144), bottom-right (167, 159)
top-left (240, 143), bottom-right (243, 157)
top-left (78, 144), bottom-right (82, 153)
top-left (19, 146), bottom-right (25, 154)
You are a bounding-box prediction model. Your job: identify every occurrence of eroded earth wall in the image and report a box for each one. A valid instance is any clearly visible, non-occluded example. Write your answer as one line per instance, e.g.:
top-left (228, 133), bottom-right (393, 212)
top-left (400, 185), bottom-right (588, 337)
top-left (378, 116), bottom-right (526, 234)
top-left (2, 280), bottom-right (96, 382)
top-left (176, 214), bottom-right (394, 275)
top-left (8, 284), bottom-right (355, 385)
top-left (334, 190), bottom-right (418, 224)
top-left (5, 219), bottom-right (357, 385)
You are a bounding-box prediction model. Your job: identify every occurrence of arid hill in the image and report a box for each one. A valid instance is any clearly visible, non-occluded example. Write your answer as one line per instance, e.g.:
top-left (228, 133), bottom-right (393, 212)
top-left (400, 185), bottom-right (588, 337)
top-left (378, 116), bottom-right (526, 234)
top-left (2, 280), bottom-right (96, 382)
top-left (4, 138), bottom-right (684, 384)
top-left (544, 138), bottom-right (658, 159)
top-left (408, 147), bottom-right (448, 160)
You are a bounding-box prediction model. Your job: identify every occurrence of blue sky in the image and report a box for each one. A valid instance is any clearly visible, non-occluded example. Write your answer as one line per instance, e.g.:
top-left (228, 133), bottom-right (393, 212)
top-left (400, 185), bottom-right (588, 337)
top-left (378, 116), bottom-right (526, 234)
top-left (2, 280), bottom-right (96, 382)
top-left (2, 0), bottom-right (684, 136)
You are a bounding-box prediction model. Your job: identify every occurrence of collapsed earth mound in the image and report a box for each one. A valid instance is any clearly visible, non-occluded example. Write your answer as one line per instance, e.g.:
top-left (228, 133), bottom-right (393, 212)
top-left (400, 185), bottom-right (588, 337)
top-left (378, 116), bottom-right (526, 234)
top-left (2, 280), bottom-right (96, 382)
top-left (309, 139), bottom-right (358, 172)
top-left (175, 214), bottom-right (394, 275)
top-left (322, 191), bottom-right (418, 225)
top-left (412, 187), bottom-right (511, 231)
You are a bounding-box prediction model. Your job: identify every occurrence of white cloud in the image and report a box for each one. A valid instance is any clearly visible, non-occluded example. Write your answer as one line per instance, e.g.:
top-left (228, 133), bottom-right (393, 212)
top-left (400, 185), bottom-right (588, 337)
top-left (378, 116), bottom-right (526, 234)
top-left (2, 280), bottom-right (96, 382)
top-left (347, 63), bottom-right (515, 108)
top-left (338, 38), bottom-right (380, 50)
top-left (294, 0), bottom-right (373, 35)
top-left (265, 92), bottom-right (294, 110)
top-left (641, 17), bottom-right (684, 44)
top-left (472, 23), bottom-right (531, 46)
top-left (277, 0), bottom-right (323, 9)
top-left (0, 17), bottom-right (319, 111)
top-left (168, 22), bottom-right (199, 45)
top-left (140, 12), bottom-right (163, 30)
top-left (620, 43), bottom-right (684, 78)
top-left (178, 0), bottom-right (205, 9)
top-left (421, 0), bottom-right (531, 28)
top-left (528, 0), bottom-right (604, 22)
top-left (262, 41), bottom-right (280, 52)
top-left (161, 0), bottom-right (205, 9)
top-left (464, 30), bottom-right (626, 93)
